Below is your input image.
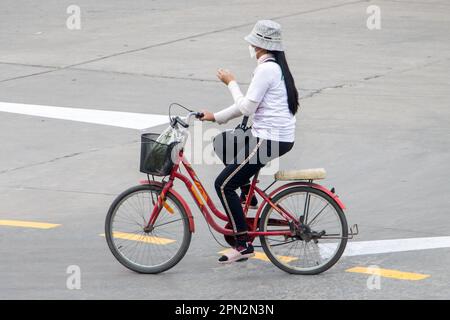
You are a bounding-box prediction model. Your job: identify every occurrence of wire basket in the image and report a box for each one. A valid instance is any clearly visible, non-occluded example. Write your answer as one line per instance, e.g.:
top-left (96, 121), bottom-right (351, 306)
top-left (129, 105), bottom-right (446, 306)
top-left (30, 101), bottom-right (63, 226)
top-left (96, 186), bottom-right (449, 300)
top-left (140, 133), bottom-right (179, 176)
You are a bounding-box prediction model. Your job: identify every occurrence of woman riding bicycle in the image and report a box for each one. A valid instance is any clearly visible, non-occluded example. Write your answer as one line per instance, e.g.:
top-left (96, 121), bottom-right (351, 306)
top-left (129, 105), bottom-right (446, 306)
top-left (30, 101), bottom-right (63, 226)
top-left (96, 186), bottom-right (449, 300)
top-left (200, 20), bottom-right (299, 263)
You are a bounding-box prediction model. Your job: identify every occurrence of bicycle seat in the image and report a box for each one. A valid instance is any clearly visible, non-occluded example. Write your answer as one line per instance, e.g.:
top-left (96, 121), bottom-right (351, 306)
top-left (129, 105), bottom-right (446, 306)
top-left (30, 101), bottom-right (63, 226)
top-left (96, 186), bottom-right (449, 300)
top-left (274, 168), bottom-right (326, 181)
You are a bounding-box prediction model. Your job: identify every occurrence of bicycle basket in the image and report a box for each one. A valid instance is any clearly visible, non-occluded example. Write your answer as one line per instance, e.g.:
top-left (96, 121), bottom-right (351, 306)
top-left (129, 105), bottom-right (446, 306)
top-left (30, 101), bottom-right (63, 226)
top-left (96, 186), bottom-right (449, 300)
top-left (140, 133), bottom-right (179, 176)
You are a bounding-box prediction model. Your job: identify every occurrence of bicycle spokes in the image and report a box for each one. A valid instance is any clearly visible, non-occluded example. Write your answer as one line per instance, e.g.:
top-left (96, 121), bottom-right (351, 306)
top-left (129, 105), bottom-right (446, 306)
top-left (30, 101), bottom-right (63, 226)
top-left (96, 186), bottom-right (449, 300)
top-left (108, 188), bottom-right (188, 270)
top-left (260, 188), bottom-right (347, 274)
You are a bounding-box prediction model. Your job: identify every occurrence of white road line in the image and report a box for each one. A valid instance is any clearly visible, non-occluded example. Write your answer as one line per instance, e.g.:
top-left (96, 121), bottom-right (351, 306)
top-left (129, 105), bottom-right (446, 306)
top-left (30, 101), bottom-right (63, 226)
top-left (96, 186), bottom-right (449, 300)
top-left (0, 101), bottom-right (169, 130)
top-left (343, 236), bottom-right (450, 257)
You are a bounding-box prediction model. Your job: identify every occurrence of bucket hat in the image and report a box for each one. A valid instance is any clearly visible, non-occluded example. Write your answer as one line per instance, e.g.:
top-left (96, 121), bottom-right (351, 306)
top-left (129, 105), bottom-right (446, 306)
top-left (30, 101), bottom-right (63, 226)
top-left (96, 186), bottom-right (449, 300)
top-left (244, 20), bottom-right (284, 51)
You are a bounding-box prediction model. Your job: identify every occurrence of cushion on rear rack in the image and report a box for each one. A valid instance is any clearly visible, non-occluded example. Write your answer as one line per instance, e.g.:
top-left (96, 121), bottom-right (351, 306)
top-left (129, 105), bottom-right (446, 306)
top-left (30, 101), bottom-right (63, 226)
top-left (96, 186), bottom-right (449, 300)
top-left (274, 168), bottom-right (326, 181)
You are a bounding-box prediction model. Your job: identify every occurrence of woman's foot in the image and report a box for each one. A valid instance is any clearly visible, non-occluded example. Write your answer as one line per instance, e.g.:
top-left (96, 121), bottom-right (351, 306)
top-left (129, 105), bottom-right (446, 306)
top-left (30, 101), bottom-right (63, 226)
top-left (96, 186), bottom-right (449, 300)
top-left (218, 243), bottom-right (255, 264)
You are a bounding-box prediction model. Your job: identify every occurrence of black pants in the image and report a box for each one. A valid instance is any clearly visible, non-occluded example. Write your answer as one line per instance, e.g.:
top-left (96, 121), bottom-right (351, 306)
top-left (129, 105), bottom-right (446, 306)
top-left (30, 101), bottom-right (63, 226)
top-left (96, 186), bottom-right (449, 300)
top-left (214, 136), bottom-right (294, 235)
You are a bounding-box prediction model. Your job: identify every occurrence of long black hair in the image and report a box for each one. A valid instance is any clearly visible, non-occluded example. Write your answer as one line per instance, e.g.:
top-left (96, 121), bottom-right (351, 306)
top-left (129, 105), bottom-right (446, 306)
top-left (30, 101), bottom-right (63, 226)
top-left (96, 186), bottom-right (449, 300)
top-left (268, 50), bottom-right (299, 115)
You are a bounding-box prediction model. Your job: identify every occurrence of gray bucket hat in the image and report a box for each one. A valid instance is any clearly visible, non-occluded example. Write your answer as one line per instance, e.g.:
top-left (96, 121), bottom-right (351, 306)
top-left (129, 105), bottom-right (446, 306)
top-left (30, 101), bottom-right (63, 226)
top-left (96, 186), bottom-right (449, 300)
top-left (244, 20), bottom-right (284, 52)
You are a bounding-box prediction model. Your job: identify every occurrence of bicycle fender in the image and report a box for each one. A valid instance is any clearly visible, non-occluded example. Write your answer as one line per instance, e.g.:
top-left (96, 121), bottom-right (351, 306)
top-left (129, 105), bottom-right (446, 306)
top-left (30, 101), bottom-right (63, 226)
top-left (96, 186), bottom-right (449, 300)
top-left (139, 180), bottom-right (195, 233)
top-left (265, 181), bottom-right (346, 210)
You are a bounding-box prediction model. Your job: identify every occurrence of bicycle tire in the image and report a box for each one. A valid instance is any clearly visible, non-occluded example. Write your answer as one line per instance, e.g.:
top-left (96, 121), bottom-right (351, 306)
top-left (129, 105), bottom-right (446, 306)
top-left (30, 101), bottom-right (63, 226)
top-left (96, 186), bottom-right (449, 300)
top-left (259, 186), bottom-right (348, 275)
top-left (105, 184), bottom-right (192, 274)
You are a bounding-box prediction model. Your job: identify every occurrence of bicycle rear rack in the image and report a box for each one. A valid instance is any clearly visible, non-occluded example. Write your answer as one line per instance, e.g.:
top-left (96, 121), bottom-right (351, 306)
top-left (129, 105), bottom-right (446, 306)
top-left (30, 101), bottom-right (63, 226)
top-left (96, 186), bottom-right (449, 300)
top-left (319, 224), bottom-right (359, 240)
top-left (347, 223), bottom-right (359, 239)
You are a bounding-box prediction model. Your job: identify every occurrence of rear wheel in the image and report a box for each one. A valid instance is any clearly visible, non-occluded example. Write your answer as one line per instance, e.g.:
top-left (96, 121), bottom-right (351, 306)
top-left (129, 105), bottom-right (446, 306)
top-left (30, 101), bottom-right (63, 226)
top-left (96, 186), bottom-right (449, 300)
top-left (105, 184), bottom-right (191, 274)
top-left (259, 186), bottom-right (348, 275)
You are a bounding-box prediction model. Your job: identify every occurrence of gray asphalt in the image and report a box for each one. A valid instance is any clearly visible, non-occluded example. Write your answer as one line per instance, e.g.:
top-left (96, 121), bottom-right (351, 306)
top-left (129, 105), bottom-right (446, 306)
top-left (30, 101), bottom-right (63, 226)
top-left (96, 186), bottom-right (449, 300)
top-left (0, 0), bottom-right (449, 299)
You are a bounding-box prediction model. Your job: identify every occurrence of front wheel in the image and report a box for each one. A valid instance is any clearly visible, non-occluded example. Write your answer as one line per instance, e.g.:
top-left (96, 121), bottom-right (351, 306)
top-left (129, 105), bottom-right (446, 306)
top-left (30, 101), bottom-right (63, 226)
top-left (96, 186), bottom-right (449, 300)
top-left (259, 186), bottom-right (348, 275)
top-left (105, 184), bottom-right (191, 274)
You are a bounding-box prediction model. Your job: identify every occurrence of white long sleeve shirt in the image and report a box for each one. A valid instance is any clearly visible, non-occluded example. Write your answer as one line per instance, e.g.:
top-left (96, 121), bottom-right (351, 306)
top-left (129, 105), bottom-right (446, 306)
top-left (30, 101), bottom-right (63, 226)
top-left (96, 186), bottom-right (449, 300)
top-left (214, 54), bottom-right (296, 142)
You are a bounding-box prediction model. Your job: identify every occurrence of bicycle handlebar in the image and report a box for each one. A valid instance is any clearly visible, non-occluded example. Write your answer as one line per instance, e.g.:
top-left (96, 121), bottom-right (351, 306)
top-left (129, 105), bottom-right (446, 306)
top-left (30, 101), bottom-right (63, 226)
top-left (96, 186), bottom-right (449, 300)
top-left (171, 111), bottom-right (203, 129)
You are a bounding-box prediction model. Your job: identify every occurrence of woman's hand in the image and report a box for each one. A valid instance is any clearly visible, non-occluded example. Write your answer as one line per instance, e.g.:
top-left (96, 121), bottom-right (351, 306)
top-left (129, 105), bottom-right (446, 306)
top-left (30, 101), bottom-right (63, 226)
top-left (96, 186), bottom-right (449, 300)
top-left (199, 110), bottom-right (215, 122)
top-left (216, 68), bottom-right (235, 85)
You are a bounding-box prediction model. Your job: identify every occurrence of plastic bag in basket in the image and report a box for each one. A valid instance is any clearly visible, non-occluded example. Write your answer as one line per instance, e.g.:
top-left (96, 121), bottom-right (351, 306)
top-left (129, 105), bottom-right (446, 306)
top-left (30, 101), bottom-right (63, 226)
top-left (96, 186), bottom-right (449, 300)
top-left (156, 125), bottom-right (179, 145)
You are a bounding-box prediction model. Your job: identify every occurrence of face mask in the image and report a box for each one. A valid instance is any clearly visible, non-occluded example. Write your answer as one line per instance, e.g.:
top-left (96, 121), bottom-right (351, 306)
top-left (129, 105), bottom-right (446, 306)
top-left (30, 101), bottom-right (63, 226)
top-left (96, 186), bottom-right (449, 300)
top-left (248, 45), bottom-right (257, 59)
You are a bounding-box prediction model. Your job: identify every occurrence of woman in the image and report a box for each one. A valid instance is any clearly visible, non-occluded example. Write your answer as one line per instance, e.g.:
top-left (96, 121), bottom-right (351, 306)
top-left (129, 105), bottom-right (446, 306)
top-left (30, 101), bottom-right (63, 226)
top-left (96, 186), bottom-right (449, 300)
top-left (200, 20), bottom-right (299, 263)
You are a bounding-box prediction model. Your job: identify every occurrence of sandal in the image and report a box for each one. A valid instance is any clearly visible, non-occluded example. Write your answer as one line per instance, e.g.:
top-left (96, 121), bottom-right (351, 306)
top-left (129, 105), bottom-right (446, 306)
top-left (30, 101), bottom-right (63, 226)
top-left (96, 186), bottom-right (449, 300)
top-left (218, 243), bottom-right (255, 264)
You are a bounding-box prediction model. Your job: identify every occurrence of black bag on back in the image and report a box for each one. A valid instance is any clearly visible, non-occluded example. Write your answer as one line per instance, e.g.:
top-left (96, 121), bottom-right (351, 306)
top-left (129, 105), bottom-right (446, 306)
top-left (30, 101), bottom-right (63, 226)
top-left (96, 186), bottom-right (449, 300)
top-left (212, 116), bottom-right (253, 165)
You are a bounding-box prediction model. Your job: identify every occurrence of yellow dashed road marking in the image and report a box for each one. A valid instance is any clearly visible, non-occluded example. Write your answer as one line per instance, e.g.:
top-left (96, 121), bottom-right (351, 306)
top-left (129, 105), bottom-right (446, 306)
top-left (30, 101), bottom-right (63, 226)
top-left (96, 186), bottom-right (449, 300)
top-left (253, 251), bottom-right (298, 263)
top-left (219, 250), bottom-right (297, 263)
top-left (0, 219), bottom-right (60, 229)
top-left (100, 232), bottom-right (176, 245)
top-left (346, 266), bottom-right (430, 281)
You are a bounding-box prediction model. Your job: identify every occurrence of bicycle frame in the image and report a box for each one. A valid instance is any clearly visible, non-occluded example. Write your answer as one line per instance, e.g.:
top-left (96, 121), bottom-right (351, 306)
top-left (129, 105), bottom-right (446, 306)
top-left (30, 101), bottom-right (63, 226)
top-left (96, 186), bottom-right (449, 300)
top-left (146, 149), bottom-right (299, 237)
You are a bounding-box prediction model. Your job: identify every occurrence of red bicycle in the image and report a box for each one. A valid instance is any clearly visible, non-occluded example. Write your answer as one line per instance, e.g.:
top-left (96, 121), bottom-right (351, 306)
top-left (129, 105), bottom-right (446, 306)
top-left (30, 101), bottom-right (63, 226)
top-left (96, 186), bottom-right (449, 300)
top-left (105, 111), bottom-right (358, 274)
